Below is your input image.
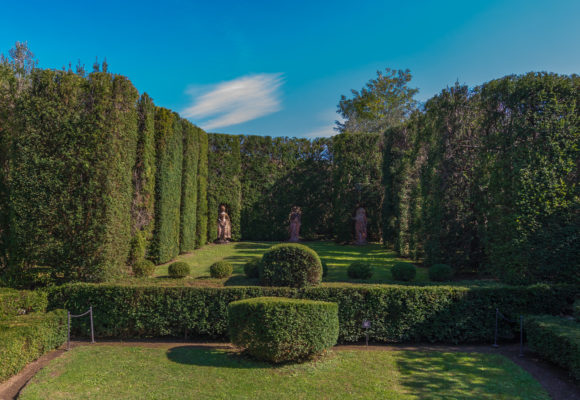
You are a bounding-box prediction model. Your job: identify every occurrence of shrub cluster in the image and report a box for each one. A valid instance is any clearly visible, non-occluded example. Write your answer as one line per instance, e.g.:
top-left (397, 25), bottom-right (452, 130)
top-left (525, 315), bottom-right (580, 380)
top-left (243, 259), bottom-right (261, 278)
top-left (47, 283), bottom-right (578, 343)
top-left (260, 244), bottom-right (322, 288)
top-left (133, 260), bottom-right (156, 278)
top-left (228, 297), bottom-right (339, 363)
top-left (0, 310), bottom-right (67, 382)
top-left (391, 262), bottom-right (416, 281)
top-left (347, 262), bottom-right (373, 279)
top-left (210, 261), bottom-right (233, 279)
top-left (429, 264), bottom-right (454, 282)
top-left (0, 288), bottom-right (47, 320)
top-left (168, 262), bottom-right (190, 278)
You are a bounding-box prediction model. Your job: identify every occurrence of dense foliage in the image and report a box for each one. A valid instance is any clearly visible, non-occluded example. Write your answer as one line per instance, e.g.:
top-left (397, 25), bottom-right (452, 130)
top-left (48, 283), bottom-right (578, 343)
top-left (243, 258), bottom-right (261, 278)
top-left (0, 288), bottom-right (47, 319)
top-left (429, 264), bottom-right (454, 282)
top-left (179, 121), bottom-right (200, 253)
top-left (391, 262), bottom-right (416, 281)
top-left (347, 261), bottom-right (373, 279)
top-left (132, 259), bottom-right (155, 278)
top-left (210, 261), bottom-right (233, 278)
top-left (195, 131), bottom-right (209, 248)
top-left (260, 243), bottom-right (323, 287)
top-left (168, 262), bottom-right (190, 278)
top-left (525, 315), bottom-right (580, 380)
top-left (228, 297), bottom-right (339, 363)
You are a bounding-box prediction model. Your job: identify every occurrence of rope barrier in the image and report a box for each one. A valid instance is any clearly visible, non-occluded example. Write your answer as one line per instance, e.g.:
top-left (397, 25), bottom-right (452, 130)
top-left (67, 306), bottom-right (96, 351)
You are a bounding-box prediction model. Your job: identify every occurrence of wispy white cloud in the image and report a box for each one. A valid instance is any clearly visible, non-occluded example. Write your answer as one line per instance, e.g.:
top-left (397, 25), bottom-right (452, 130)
top-left (303, 125), bottom-right (338, 138)
top-left (182, 73), bottom-right (284, 130)
top-left (302, 109), bottom-right (343, 138)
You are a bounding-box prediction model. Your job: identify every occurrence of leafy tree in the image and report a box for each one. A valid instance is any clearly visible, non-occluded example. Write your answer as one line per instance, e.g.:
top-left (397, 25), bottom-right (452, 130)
top-left (336, 68), bottom-right (418, 134)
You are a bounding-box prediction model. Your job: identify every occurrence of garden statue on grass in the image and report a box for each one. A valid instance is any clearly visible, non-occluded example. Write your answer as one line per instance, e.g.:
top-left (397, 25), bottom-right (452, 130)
top-left (217, 204), bottom-right (231, 244)
top-left (288, 206), bottom-right (301, 242)
top-left (354, 206), bottom-right (367, 245)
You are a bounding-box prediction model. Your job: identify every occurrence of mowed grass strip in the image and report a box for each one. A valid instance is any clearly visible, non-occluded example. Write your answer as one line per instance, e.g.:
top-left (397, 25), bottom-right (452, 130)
top-left (20, 346), bottom-right (549, 400)
top-left (118, 241), bottom-right (428, 286)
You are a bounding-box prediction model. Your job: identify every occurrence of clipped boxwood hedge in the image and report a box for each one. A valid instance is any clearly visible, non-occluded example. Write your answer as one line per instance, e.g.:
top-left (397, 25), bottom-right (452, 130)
top-left (525, 315), bottom-right (580, 380)
top-left (210, 261), bottom-right (233, 279)
top-left (0, 309), bottom-right (67, 382)
top-left (260, 243), bottom-right (322, 287)
top-left (47, 283), bottom-right (578, 344)
top-left (228, 297), bottom-right (338, 363)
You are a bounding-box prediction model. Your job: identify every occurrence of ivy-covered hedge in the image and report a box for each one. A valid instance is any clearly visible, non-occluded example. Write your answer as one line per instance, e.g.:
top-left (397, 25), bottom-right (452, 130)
top-left (179, 121), bottom-right (200, 253)
top-left (207, 133), bottom-right (242, 241)
top-left (47, 283), bottom-right (578, 343)
top-left (9, 70), bottom-right (138, 281)
top-left (525, 315), bottom-right (580, 380)
top-left (151, 108), bottom-right (183, 263)
top-left (0, 309), bottom-right (67, 383)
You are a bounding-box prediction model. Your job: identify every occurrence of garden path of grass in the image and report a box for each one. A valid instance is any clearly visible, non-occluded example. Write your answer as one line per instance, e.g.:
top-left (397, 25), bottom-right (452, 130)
top-left (19, 344), bottom-right (551, 400)
top-left (121, 241), bottom-right (432, 286)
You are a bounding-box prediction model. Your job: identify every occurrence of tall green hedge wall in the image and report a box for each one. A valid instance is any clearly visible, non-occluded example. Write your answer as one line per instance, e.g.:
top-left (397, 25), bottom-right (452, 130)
top-left (151, 108), bottom-right (183, 264)
top-left (207, 133), bottom-right (242, 241)
top-left (382, 73), bottom-right (579, 284)
top-left (195, 130), bottom-right (209, 248)
top-left (179, 120), bottom-right (200, 253)
top-left (0, 65), bottom-right (14, 271)
top-left (8, 70), bottom-right (138, 282)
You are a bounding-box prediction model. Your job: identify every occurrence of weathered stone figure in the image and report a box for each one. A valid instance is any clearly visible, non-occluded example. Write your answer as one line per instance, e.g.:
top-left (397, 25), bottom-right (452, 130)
top-left (288, 206), bottom-right (302, 242)
top-left (354, 206), bottom-right (367, 245)
top-left (217, 204), bottom-right (231, 243)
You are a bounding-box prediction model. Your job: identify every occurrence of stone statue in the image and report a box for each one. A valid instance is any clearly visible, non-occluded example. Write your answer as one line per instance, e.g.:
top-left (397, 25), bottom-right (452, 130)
top-left (288, 206), bottom-right (302, 242)
top-left (217, 204), bottom-right (231, 243)
top-left (354, 206), bottom-right (367, 245)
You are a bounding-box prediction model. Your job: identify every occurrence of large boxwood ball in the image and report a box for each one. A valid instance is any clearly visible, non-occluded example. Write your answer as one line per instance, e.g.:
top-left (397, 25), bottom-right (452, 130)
top-left (168, 262), bottom-right (190, 278)
top-left (391, 262), bottom-right (416, 282)
top-left (347, 261), bottom-right (373, 279)
top-left (260, 243), bottom-right (322, 287)
top-left (228, 297), bottom-right (339, 363)
top-left (132, 259), bottom-right (156, 278)
top-left (210, 261), bottom-right (233, 278)
top-left (429, 264), bottom-right (454, 281)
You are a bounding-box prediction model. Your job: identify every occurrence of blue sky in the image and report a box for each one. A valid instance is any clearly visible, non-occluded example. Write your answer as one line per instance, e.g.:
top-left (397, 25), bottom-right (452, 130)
top-left (1, 0), bottom-right (578, 138)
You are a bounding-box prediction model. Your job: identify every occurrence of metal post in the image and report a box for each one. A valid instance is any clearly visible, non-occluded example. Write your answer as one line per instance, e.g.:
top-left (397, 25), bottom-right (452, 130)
top-left (492, 308), bottom-right (499, 348)
top-left (90, 306), bottom-right (95, 344)
top-left (519, 315), bottom-right (524, 357)
top-left (365, 331), bottom-right (369, 347)
top-left (67, 311), bottom-right (71, 351)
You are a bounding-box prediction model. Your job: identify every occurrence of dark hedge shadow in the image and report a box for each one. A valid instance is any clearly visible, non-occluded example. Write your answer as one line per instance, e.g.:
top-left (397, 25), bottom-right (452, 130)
top-left (166, 346), bottom-right (271, 370)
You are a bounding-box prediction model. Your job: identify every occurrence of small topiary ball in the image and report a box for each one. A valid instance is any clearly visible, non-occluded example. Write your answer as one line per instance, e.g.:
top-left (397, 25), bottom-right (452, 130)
top-left (243, 258), bottom-right (261, 278)
top-left (260, 243), bottom-right (322, 288)
top-left (347, 261), bottom-right (373, 279)
top-left (168, 261), bottom-right (190, 278)
top-left (391, 262), bottom-right (416, 282)
top-left (228, 297), bottom-right (339, 363)
top-left (322, 260), bottom-right (328, 278)
top-left (210, 261), bottom-right (233, 278)
top-left (429, 264), bottom-right (454, 281)
top-left (133, 259), bottom-right (156, 278)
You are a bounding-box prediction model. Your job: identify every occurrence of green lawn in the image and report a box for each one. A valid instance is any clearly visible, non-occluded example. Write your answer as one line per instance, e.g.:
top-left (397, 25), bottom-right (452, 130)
top-left (118, 241), bottom-right (431, 286)
top-left (20, 346), bottom-right (549, 400)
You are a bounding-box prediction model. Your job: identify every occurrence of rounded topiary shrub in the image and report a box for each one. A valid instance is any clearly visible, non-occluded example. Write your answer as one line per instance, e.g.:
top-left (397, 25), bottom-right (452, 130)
top-left (429, 264), bottom-right (454, 281)
top-left (228, 297), bottom-right (339, 363)
top-left (347, 261), bottom-right (373, 279)
top-left (168, 262), bottom-right (190, 278)
top-left (244, 258), bottom-right (261, 279)
top-left (391, 262), bottom-right (416, 282)
top-left (210, 261), bottom-right (233, 279)
top-left (133, 259), bottom-right (155, 278)
top-left (260, 243), bottom-right (322, 288)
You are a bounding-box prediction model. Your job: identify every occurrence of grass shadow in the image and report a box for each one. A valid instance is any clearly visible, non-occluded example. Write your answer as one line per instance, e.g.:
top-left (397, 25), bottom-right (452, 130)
top-left (166, 346), bottom-right (272, 370)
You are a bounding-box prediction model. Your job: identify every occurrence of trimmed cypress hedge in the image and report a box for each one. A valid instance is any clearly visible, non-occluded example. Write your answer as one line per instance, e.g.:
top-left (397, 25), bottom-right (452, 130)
top-left (207, 133), bottom-right (242, 242)
top-left (47, 283), bottom-right (578, 344)
top-left (129, 93), bottom-right (157, 265)
top-left (179, 120), bottom-right (200, 253)
top-left (195, 130), bottom-right (209, 248)
top-left (152, 108), bottom-right (183, 263)
top-left (0, 65), bottom-right (13, 274)
top-left (228, 297), bottom-right (339, 362)
top-left (0, 309), bottom-right (67, 383)
top-left (525, 315), bottom-right (580, 380)
top-left (9, 70), bottom-right (138, 282)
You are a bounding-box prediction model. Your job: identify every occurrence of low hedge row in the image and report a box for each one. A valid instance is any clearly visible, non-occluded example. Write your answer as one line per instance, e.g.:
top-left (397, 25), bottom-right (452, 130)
top-left (525, 315), bottom-right (580, 380)
top-left (0, 309), bottom-right (67, 382)
top-left (0, 288), bottom-right (48, 320)
top-left (47, 283), bottom-right (579, 344)
top-left (228, 297), bottom-right (338, 363)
